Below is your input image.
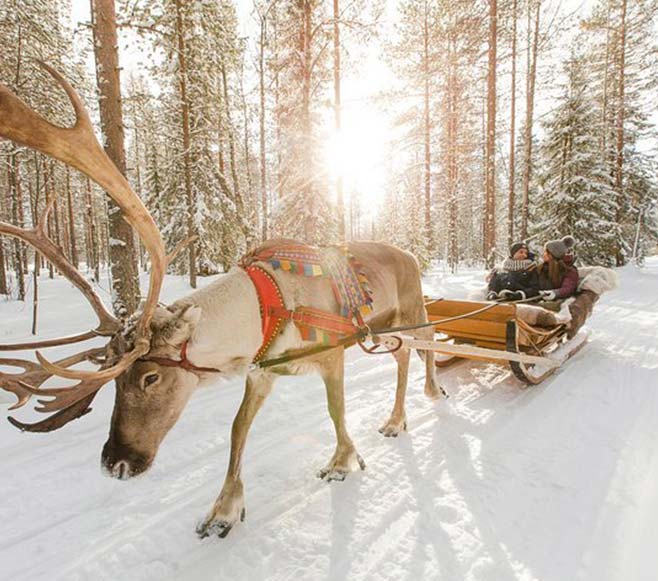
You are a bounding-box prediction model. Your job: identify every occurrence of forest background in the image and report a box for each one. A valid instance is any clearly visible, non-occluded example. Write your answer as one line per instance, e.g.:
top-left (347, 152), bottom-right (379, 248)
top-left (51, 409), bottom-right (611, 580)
top-left (0, 0), bottom-right (656, 317)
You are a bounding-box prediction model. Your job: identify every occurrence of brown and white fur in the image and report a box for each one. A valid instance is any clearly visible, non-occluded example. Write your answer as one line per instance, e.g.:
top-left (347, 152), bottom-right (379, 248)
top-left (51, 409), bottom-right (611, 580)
top-left (101, 241), bottom-right (441, 538)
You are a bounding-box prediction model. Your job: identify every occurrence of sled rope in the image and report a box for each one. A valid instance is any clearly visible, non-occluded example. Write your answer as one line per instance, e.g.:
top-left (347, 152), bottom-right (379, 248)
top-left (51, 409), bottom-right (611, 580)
top-left (372, 294), bottom-right (543, 336)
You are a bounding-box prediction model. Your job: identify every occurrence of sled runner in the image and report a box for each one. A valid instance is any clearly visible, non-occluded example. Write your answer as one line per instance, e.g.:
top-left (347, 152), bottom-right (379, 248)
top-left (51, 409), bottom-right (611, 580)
top-left (377, 299), bottom-right (589, 385)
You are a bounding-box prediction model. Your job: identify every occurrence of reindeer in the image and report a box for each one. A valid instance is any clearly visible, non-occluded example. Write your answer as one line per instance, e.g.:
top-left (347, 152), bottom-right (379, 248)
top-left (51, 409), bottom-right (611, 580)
top-left (0, 64), bottom-right (442, 539)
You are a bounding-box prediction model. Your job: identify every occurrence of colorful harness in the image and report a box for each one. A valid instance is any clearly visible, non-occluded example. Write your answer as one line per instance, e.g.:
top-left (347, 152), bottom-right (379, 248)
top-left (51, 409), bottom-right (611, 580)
top-left (242, 242), bottom-right (373, 362)
top-left (141, 242), bottom-right (374, 374)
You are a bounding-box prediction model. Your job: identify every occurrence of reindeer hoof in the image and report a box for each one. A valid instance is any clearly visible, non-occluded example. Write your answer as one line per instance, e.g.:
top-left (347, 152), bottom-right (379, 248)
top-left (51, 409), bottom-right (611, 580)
top-left (321, 469), bottom-right (347, 482)
top-left (196, 508), bottom-right (245, 539)
top-left (317, 453), bottom-right (365, 481)
top-left (379, 419), bottom-right (407, 437)
top-left (196, 519), bottom-right (233, 539)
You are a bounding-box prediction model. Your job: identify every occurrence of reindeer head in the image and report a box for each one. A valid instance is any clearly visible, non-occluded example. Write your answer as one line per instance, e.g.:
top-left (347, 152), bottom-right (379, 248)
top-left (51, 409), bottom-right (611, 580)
top-left (101, 305), bottom-right (204, 479)
top-left (0, 65), bottom-right (198, 446)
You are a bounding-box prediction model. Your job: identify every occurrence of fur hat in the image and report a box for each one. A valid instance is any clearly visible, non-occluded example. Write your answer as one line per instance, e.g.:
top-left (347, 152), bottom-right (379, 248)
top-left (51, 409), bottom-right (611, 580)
top-left (509, 241), bottom-right (528, 258)
top-left (544, 235), bottom-right (575, 260)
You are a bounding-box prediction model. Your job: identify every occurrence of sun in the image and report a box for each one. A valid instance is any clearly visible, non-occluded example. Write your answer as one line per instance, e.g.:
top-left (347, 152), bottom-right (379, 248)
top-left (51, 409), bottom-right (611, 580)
top-left (324, 100), bottom-right (391, 221)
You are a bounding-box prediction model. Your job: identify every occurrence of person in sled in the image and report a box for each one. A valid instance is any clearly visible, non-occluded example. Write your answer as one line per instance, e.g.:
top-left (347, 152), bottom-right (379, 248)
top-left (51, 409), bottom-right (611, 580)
top-left (537, 235), bottom-right (579, 301)
top-left (487, 241), bottom-right (540, 301)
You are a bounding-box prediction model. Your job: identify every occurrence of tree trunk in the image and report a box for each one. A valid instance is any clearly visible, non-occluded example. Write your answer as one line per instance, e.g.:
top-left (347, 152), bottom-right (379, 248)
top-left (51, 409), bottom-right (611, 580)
top-left (333, 0), bottom-right (345, 240)
top-left (90, 0), bottom-right (141, 315)
top-left (601, 0), bottom-right (612, 156)
top-left (0, 172), bottom-right (7, 295)
top-left (484, 0), bottom-right (497, 266)
top-left (174, 0), bottom-right (197, 288)
top-left (8, 151), bottom-right (26, 301)
top-left (614, 0), bottom-right (627, 266)
top-left (423, 0), bottom-right (432, 252)
top-left (447, 36), bottom-right (458, 272)
top-left (508, 0), bottom-right (518, 247)
top-left (220, 58), bottom-right (243, 213)
top-left (273, 3), bottom-right (283, 205)
top-left (31, 253), bottom-right (39, 335)
top-left (131, 99), bottom-right (147, 272)
top-left (301, 0), bottom-right (315, 241)
top-left (29, 166), bottom-right (42, 334)
top-left (239, 58), bottom-right (255, 235)
top-left (44, 163), bottom-right (55, 279)
top-left (0, 238), bottom-right (7, 295)
top-left (84, 176), bottom-right (100, 282)
top-left (520, 0), bottom-right (540, 240)
top-left (258, 12), bottom-right (268, 240)
top-left (65, 166), bottom-right (79, 268)
top-left (6, 23), bottom-right (25, 299)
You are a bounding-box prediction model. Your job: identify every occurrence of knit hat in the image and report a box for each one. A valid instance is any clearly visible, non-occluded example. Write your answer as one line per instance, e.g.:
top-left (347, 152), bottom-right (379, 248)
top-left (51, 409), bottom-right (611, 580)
top-left (544, 235), bottom-right (575, 260)
top-left (509, 241), bottom-right (528, 258)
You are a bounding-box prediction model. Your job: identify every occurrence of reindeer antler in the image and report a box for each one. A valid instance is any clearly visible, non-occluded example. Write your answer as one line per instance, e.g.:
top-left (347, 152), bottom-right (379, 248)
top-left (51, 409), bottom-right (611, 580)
top-left (0, 62), bottom-right (168, 430)
top-left (0, 349), bottom-right (104, 410)
top-left (0, 198), bottom-right (120, 346)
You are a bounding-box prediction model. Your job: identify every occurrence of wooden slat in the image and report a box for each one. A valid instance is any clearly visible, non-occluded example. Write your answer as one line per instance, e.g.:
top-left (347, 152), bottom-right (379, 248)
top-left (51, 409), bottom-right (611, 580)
top-left (426, 299), bottom-right (516, 323)
top-left (387, 335), bottom-right (561, 368)
top-left (431, 318), bottom-right (508, 340)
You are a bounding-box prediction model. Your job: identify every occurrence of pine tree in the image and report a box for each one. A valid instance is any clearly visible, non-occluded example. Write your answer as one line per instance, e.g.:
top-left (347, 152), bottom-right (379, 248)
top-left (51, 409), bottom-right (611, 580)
top-left (582, 0), bottom-right (658, 264)
top-left (534, 52), bottom-right (618, 266)
top-left (129, 0), bottom-right (252, 272)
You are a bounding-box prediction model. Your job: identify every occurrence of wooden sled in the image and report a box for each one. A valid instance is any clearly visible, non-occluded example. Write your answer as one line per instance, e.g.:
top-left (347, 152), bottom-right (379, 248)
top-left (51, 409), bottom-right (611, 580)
top-left (380, 299), bottom-right (588, 385)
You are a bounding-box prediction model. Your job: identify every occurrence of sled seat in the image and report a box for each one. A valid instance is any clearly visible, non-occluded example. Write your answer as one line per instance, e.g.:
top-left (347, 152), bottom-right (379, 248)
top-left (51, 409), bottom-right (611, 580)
top-left (425, 298), bottom-right (567, 353)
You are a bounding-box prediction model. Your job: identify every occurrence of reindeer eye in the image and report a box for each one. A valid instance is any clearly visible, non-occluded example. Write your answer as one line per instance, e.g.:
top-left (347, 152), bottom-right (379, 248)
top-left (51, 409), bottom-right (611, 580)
top-left (143, 373), bottom-right (160, 388)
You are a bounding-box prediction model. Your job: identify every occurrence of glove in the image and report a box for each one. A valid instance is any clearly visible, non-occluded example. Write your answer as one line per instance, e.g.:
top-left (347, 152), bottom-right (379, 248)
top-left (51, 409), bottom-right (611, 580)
top-left (540, 290), bottom-right (557, 300)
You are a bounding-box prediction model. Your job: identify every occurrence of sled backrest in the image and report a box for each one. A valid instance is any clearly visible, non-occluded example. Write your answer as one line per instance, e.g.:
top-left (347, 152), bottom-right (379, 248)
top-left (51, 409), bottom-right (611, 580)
top-left (425, 299), bottom-right (516, 350)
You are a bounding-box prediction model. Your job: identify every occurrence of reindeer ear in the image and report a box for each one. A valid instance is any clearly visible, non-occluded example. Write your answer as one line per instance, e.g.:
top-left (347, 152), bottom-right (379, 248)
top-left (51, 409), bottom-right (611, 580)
top-left (180, 304), bottom-right (202, 327)
top-left (157, 304), bottom-right (202, 347)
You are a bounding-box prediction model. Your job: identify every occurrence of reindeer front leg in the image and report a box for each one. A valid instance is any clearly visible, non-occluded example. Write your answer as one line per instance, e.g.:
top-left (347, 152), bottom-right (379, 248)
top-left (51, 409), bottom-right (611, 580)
top-left (317, 349), bottom-right (366, 481)
top-left (197, 371), bottom-right (274, 539)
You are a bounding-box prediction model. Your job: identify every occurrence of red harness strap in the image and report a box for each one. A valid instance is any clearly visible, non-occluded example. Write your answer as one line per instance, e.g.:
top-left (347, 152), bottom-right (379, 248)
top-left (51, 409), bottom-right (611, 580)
top-left (243, 265), bottom-right (287, 362)
top-left (245, 265), bottom-right (362, 360)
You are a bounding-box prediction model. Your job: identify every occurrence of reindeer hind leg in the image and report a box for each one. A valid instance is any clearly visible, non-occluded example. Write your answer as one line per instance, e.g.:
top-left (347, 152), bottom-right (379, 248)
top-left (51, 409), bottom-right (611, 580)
top-left (413, 323), bottom-right (444, 400)
top-left (379, 345), bottom-right (410, 437)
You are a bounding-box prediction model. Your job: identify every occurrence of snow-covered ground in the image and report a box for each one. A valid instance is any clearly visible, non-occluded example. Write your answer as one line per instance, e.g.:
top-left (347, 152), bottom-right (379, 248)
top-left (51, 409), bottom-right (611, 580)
top-left (1, 259), bottom-right (657, 581)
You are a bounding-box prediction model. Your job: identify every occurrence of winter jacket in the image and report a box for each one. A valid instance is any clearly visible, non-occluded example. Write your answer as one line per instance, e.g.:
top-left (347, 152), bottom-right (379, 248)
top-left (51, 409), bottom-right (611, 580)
top-left (538, 256), bottom-right (579, 299)
top-left (488, 258), bottom-right (540, 297)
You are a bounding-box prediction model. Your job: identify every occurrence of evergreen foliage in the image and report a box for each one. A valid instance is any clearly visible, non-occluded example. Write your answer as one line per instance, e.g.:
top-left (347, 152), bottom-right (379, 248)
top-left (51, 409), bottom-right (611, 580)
top-left (534, 53), bottom-right (619, 266)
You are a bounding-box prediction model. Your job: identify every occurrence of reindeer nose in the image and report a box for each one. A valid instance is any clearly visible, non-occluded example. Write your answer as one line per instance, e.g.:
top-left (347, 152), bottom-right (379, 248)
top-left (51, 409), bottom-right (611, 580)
top-left (111, 460), bottom-right (131, 480)
top-left (101, 439), bottom-right (153, 478)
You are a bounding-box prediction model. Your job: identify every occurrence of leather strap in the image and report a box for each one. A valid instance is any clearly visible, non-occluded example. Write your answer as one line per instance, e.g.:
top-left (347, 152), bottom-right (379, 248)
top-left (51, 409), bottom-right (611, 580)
top-left (141, 341), bottom-right (222, 375)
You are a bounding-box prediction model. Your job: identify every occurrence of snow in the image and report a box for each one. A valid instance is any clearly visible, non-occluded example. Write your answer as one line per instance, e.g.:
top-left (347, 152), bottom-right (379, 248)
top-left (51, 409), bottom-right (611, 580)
top-left (1, 259), bottom-right (657, 581)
